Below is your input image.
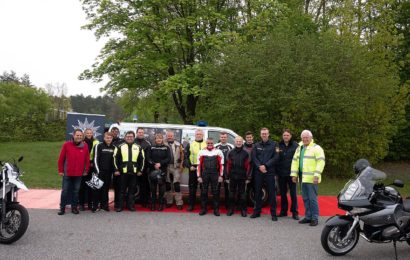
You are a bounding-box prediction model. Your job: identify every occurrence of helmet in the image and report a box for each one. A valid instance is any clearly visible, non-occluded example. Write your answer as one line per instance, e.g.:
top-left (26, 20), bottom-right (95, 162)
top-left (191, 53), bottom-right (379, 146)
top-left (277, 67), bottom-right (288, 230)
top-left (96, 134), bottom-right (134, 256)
top-left (149, 170), bottom-right (165, 185)
top-left (353, 159), bottom-right (371, 174)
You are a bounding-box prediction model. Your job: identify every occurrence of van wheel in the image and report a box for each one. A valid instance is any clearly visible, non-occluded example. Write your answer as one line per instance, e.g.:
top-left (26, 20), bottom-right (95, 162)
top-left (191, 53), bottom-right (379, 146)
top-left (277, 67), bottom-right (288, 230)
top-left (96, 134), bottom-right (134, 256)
top-left (133, 184), bottom-right (141, 201)
top-left (247, 186), bottom-right (268, 207)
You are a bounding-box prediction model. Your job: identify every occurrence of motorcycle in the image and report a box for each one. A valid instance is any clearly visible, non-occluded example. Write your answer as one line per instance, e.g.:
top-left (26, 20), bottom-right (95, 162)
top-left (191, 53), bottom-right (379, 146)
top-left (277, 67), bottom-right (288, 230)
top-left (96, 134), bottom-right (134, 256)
top-left (321, 166), bottom-right (410, 259)
top-left (0, 156), bottom-right (29, 244)
top-left (321, 167), bottom-right (410, 259)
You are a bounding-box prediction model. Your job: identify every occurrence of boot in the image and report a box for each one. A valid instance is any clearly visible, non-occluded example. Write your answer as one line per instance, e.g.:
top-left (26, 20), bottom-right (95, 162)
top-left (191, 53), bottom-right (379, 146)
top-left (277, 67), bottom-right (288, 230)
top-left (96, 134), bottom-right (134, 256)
top-left (199, 208), bottom-right (207, 216)
top-left (57, 208), bottom-right (65, 215)
top-left (227, 208), bottom-right (234, 216)
top-left (213, 208), bottom-right (220, 216)
top-left (241, 209), bottom-right (247, 217)
top-left (158, 203), bottom-right (164, 211)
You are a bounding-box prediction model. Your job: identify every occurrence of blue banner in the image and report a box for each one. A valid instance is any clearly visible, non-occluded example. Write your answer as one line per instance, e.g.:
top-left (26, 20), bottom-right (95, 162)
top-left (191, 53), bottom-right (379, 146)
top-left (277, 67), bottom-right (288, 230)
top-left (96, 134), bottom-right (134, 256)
top-left (66, 112), bottom-right (105, 142)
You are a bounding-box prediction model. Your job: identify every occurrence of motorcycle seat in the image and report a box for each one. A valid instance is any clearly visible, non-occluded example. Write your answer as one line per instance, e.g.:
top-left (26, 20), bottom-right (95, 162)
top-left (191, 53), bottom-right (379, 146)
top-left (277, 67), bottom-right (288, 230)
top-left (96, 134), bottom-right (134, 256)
top-left (403, 199), bottom-right (410, 212)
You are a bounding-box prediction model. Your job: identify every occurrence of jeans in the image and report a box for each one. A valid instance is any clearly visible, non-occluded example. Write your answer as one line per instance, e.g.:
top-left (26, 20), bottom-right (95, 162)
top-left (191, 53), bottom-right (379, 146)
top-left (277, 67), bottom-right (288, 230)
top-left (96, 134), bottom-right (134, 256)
top-left (60, 176), bottom-right (82, 209)
top-left (302, 183), bottom-right (319, 221)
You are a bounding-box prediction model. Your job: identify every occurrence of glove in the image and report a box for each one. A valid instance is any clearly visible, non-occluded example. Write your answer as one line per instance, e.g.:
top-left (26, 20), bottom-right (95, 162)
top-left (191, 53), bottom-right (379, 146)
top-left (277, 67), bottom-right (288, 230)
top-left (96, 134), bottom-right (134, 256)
top-left (225, 179), bottom-right (230, 184)
top-left (137, 172), bottom-right (143, 176)
top-left (218, 176), bottom-right (223, 183)
top-left (197, 177), bottom-right (203, 183)
top-left (245, 180), bottom-right (251, 184)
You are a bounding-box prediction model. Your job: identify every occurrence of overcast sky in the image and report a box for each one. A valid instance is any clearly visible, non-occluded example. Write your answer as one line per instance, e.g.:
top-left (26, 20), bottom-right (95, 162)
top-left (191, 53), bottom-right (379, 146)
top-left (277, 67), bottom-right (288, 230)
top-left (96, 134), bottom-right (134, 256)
top-left (0, 0), bottom-right (106, 97)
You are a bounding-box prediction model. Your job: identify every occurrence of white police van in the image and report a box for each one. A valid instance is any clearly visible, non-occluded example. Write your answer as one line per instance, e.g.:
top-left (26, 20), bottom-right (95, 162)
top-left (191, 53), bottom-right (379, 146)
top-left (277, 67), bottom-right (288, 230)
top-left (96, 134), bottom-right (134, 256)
top-left (108, 122), bottom-right (238, 146)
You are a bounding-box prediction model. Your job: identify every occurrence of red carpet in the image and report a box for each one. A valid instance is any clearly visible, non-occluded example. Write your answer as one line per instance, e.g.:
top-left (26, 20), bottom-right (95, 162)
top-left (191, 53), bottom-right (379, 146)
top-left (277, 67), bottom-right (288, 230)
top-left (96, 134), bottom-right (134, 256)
top-left (19, 189), bottom-right (344, 216)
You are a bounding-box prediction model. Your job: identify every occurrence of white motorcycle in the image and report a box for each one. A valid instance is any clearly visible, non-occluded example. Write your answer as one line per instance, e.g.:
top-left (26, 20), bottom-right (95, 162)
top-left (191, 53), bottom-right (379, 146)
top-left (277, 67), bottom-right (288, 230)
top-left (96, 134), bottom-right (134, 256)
top-left (0, 156), bottom-right (29, 244)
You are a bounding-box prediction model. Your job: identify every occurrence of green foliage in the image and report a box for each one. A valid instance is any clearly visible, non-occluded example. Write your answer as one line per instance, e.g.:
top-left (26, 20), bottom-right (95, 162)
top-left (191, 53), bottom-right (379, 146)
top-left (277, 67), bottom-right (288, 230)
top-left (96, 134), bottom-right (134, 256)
top-left (202, 28), bottom-right (406, 176)
top-left (70, 94), bottom-right (125, 122)
top-left (0, 82), bottom-right (64, 142)
top-left (80, 0), bottom-right (289, 124)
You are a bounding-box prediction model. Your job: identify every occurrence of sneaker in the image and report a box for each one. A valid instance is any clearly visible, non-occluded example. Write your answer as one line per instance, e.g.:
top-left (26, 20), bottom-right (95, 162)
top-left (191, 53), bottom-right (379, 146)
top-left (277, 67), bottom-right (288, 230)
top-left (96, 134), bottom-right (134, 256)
top-left (250, 213), bottom-right (261, 219)
top-left (298, 218), bottom-right (311, 224)
top-left (57, 208), bottom-right (65, 215)
top-left (309, 220), bottom-right (318, 226)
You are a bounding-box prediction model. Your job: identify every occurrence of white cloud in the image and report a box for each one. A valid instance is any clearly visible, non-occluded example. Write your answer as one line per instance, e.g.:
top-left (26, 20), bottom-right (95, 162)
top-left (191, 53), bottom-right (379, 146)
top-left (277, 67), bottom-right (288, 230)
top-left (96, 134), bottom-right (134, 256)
top-left (0, 0), bottom-right (107, 96)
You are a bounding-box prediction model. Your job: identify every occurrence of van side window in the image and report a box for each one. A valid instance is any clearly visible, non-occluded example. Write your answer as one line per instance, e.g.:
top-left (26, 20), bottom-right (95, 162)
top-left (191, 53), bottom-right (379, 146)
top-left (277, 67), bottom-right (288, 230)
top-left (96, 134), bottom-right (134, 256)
top-left (227, 134), bottom-right (235, 145)
top-left (208, 131), bottom-right (220, 143)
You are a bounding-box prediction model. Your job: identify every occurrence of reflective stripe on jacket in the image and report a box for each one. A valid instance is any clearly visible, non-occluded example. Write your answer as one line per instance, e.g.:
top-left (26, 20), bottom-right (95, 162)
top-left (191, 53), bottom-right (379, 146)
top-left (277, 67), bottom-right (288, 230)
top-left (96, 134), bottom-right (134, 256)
top-left (188, 141), bottom-right (206, 166)
top-left (290, 140), bottom-right (325, 183)
top-left (114, 143), bottom-right (145, 174)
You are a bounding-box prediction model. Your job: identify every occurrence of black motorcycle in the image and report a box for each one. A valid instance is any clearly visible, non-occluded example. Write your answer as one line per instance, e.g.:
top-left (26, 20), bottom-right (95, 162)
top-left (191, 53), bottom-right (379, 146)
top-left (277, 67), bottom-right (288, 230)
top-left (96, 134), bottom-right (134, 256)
top-left (321, 166), bottom-right (410, 259)
top-left (0, 156), bottom-right (29, 244)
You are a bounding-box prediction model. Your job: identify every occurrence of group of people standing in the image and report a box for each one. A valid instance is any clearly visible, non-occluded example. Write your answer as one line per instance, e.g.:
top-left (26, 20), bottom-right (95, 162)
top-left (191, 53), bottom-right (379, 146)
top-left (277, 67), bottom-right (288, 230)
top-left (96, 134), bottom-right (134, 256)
top-left (57, 126), bottom-right (325, 226)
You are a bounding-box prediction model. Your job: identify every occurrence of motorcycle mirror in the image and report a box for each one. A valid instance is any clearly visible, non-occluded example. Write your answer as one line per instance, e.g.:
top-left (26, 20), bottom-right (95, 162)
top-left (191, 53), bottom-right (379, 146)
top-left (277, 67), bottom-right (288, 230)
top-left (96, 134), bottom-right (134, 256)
top-left (18, 156), bottom-right (24, 162)
top-left (393, 179), bottom-right (404, 188)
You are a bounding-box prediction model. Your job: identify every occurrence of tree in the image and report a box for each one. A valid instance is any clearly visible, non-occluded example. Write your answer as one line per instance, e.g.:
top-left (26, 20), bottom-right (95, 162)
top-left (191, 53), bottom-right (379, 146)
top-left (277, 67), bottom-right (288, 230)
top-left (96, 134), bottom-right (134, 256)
top-left (203, 27), bottom-right (406, 176)
top-left (0, 82), bottom-right (54, 141)
top-left (0, 70), bottom-right (32, 87)
top-left (45, 82), bottom-right (72, 120)
top-left (80, 0), bottom-right (289, 124)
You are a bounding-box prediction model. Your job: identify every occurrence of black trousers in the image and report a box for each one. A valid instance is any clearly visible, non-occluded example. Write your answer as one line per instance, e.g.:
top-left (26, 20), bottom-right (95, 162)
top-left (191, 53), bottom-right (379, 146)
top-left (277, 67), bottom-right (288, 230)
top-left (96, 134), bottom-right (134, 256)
top-left (119, 173), bottom-right (137, 209)
top-left (138, 170), bottom-right (150, 205)
top-left (200, 173), bottom-right (220, 210)
top-left (188, 169), bottom-right (198, 207)
top-left (79, 173), bottom-right (92, 207)
top-left (91, 171), bottom-right (112, 209)
top-left (149, 178), bottom-right (166, 205)
top-left (113, 174), bottom-right (121, 208)
top-left (254, 172), bottom-right (277, 216)
top-left (228, 178), bottom-right (246, 210)
top-left (278, 175), bottom-right (298, 215)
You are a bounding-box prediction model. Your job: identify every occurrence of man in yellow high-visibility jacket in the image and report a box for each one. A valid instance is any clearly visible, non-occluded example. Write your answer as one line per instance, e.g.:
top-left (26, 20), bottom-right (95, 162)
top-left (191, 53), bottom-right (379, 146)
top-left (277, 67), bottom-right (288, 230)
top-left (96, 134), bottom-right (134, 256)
top-left (291, 130), bottom-right (325, 226)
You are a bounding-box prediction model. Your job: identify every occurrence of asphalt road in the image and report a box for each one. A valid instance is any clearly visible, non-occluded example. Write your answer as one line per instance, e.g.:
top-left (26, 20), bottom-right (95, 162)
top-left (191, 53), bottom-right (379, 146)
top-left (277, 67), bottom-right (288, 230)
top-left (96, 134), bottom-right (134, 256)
top-left (0, 209), bottom-right (408, 260)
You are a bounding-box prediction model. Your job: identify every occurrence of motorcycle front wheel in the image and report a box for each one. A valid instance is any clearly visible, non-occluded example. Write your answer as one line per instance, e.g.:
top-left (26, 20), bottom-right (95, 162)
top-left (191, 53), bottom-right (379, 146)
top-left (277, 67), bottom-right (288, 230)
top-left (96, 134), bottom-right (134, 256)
top-left (321, 224), bottom-right (359, 256)
top-left (0, 203), bottom-right (29, 244)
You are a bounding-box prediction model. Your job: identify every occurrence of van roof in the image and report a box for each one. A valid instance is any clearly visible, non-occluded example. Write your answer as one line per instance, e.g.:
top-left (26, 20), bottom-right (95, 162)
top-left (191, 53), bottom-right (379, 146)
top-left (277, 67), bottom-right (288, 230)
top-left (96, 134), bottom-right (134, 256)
top-left (109, 122), bottom-right (237, 134)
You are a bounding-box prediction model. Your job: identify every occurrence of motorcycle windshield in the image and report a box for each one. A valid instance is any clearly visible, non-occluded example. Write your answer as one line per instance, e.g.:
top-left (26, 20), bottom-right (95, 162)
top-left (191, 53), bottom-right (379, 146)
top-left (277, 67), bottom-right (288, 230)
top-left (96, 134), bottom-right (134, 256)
top-left (339, 167), bottom-right (386, 201)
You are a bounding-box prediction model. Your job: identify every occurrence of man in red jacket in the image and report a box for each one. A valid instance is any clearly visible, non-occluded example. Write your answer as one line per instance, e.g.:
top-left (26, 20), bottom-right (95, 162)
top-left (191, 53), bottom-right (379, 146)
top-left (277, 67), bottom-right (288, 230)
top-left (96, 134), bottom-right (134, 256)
top-left (57, 129), bottom-right (90, 215)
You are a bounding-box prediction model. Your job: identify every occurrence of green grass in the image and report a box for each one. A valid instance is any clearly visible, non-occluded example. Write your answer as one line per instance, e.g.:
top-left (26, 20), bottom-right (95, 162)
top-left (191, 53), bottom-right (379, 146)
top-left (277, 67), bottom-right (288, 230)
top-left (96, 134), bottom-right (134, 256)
top-left (1, 141), bottom-right (409, 196)
top-left (0, 141), bottom-right (62, 189)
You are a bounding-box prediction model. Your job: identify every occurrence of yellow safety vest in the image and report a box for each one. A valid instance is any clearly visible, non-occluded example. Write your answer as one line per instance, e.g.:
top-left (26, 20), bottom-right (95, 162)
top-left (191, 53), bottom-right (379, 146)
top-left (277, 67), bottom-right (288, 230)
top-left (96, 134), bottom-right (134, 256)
top-left (189, 141), bottom-right (206, 166)
top-left (116, 143), bottom-right (144, 174)
top-left (89, 139), bottom-right (99, 160)
top-left (290, 140), bottom-right (325, 183)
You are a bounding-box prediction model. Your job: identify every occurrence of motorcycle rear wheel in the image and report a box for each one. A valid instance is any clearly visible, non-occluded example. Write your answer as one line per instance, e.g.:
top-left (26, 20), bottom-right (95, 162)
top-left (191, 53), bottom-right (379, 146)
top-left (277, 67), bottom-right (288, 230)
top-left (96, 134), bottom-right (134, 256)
top-left (321, 225), bottom-right (359, 256)
top-left (0, 203), bottom-right (29, 244)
